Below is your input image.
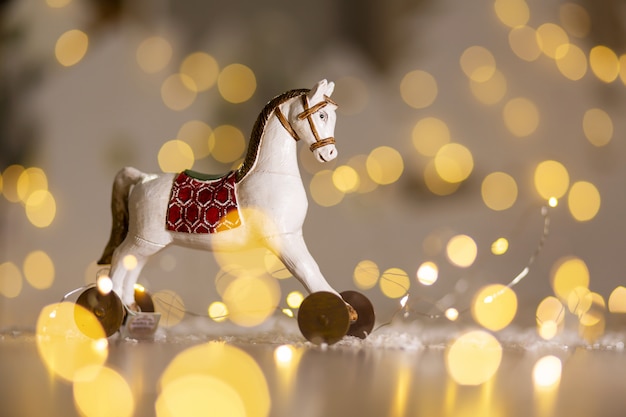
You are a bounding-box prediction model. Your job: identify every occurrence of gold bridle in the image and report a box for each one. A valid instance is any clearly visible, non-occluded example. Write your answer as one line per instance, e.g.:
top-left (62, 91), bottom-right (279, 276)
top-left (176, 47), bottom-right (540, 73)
top-left (275, 94), bottom-right (337, 151)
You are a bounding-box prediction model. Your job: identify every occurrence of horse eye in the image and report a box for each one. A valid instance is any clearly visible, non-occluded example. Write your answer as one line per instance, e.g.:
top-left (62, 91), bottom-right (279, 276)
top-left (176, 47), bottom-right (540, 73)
top-left (319, 112), bottom-right (326, 120)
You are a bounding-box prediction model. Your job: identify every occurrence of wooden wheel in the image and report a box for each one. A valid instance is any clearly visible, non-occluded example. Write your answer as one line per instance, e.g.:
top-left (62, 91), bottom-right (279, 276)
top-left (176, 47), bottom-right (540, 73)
top-left (341, 290), bottom-right (375, 339)
top-left (297, 292), bottom-right (350, 345)
top-left (75, 287), bottom-right (125, 337)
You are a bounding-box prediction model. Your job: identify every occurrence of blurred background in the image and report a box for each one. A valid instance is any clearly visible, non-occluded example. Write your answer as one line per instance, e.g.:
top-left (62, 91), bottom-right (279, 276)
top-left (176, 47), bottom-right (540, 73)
top-left (1, 0), bottom-right (626, 337)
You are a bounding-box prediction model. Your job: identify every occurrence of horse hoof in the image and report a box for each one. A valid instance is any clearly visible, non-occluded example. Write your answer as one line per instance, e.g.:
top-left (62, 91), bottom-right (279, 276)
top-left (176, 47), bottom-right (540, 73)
top-left (340, 290), bottom-right (375, 339)
top-left (297, 292), bottom-right (350, 345)
top-left (75, 286), bottom-right (125, 337)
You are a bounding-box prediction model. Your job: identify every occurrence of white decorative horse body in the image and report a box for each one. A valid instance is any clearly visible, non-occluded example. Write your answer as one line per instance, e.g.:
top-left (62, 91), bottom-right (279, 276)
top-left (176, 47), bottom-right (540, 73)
top-left (99, 80), bottom-right (347, 314)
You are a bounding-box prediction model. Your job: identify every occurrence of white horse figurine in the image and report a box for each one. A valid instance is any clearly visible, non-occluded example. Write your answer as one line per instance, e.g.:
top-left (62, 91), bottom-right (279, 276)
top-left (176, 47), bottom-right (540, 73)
top-left (98, 79), bottom-right (357, 319)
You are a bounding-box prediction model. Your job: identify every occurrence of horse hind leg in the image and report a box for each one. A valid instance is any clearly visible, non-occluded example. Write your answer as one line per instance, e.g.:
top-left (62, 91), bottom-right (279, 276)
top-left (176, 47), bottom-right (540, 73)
top-left (109, 235), bottom-right (165, 306)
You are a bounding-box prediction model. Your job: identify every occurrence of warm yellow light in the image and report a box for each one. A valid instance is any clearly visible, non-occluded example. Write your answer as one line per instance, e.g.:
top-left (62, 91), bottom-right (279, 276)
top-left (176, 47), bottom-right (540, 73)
top-left (46, 0), bottom-right (72, 7)
top-left (1, 164), bottom-right (24, 203)
top-left (536, 23), bottom-right (570, 59)
top-left (583, 108), bottom-right (613, 147)
top-left (472, 284), bottom-right (517, 331)
top-left (25, 190), bottom-right (56, 228)
top-left (589, 45), bottom-right (620, 83)
top-left (153, 289), bottom-right (186, 327)
top-left (423, 160), bottom-right (461, 196)
top-left (555, 43), bottom-right (587, 81)
top-left (177, 120), bottom-right (214, 159)
top-left (17, 167), bottom-right (48, 203)
top-left (470, 69), bottom-right (507, 105)
top-left (551, 256), bottom-right (589, 300)
top-left (353, 260), bottom-right (380, 290)
top-left (263, 251), bottom-right (291, 279)
top-left (548, 197), bottom-right (558, 208)
top-left (23, 250), bottom-right (55, 290)
top-left (222, 275), bottom-right (280, 327)
top-left (559, 3), bottom-right (591, 38)
top-left (0, 261), bottom-right (22, 298)
top-left (347, 154), bottom-right (378, 193)
top-left (74, 365), bottom-right (135, 417)
top-left (180, 52), bottom-right (219, 92)
top-left (136, 36), bottom-right (172, 74)
top-left (508, 26), bottom-right (541, 62)
top-left (567, 286), bottom-right (593, 317)
top-left (161, 74), bottom-right (197, 111)
top-left (411, 117), bottom-right (450, 157)
top-left (209, 125), bottom-right (246, 164)
top-left (159, 342), bottom-right (270, 417)
top-left (494, 0), bottom-right (530, 28)
top-left (332, 165), bottom-right (360, 193)
top-left (310, 170), bottom-right (344, 207)
top-left (536, 296), bottom-right (565, 340)
top-left (578, 292), bottom-right (605, 327)
top-left (379, 267), bottom-right (410, 299)
top-left (218, 64), bottom-right (256, 104)
top-left (208, 301), bottom-right (229, 322)
top-left (96, 275), bottom-right (113, 295)
top-left (446, 234), bottom-right (477, 268)
top-left (274, 345), bottom-right (295, 365)
top-left (534, 160), bottom-right (569, 201)
top-left (608, 286), bottom-right (626, 313)
top-left (503, 97), bottom-right (539, 137)
top-left (122, 254), bottom-right (138, 271)
top-left (460, 46), bottom-right (497, 82)
top-left (55, 29), bottom-right (88, 67)
top-left (158, 140), bottom-right (195, 173)
top-left (445, 308), bottom-right (459, 321)
top-left (533, 356), bottom-right (562, 388)
top-left (286, 291), bottom-right (304, 309)
top-left (416, 261), bottom-right (438, 286)
top-left (434, 143), bottom-right (474, 183)
top-left (366, 146), bottom-right (404, 185)
top-left (400, 70), bottom-right (438, 109)
top-left (481, 172), bottom-right (518, 211)
top-left (446, 330), bottom-right (502, 386)
top-left (567, 181), bottom-right (600, 222)
top-left (491, 237), bottom-right (509, 255)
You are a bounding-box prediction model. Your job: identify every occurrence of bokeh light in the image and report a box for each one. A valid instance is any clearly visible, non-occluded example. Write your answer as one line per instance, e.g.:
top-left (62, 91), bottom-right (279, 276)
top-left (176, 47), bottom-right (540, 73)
top-left (0, 261), bottom-right (23, 298)
top-left (470, 69), bottom-right (507, 105)
top-left (332, 165), bottom-right (359, 193)
top-left (551, 256), bottom-right (589, 300)
top-left (508, 26), bottom-right (541, 62)
top-left (446, 234), bottom-right (477, 268)
top-left (263, 251), bottom-right (292, 279)
top-left (159, 342), bottom-right (270, 417)
top-left (411, 117), bottom-right (450, 157)
top-left (503, 97), bottom-right (540, 137)
top-left (379, 267), bottom-right (410, 299)
top-left (222, 275), bottom-right (280, 327)
top-left (366, 146), bottom-right (404, 185)
top-left (310, 169), bottom-right (344, 207)
top-left (46, 0), bottom-right (72, 8)
top-left (17, 167), bottom-right (48, 203)
top-left (491, 237), bottom-right (509, 255)
top-left (446, 330), bottom-right (502, 386)
top-left (536, 23), bottom-right (569, 59)
top-left (473, 284), bottom-right (518, 331)
top-left (534, 160), bottom-right (569, 201)
top-left (218, 64), bottom-right (256, 104)
top-left (347, 154), bottom-right (378, 193)
top-left (23, 250), bottom-right (55, 289)
top-left (55, 29), bottom-right (88, 67)
top-left (608, 286), bottom-right (626, 313)
top-left (73, 365), bottom-right (135, 417)
top-left (559, 3), bottom-right (591, 38)
top-left (423, 160), bottom-right (461, 196)
top-left (533, 356), bottom-right (562, 389)
top-left (400, 70), bottom-right (438, 109)
top-left (2, 164), bottom-right (24, 202)
top-left (286, 291), bottom-right (304, 309)
top-left (153, 289), bottom-right (186, 327)
top-left (136, 36), bottom-right (172, 74)
top-left (567, 286), bottom-right (592, 317)
top-left (158, 140), bottom-right (195, 173)
top-left (555, 43), bottom-right (587, 81)
top-left (460, 46), bottom-right (496, 82)
top-left (208, 301), bottom-right (229, 322)
top-left (161, 74), bottom-right (197, 111)
top-left (177, 120), bottom-right (214, 159)
top-left (445, 308), bottom-right (459, 321)
top-left (36, 302), bottom-right (108, 382)
top-left (434, 143), bottom-right (474, 183)
top-left (209, 125), bottom-right (246, 164)
top-left (582, 108), bottom-right (613, 147)
top-left (567, 181), bottom-right (600, 222)
top-left (416, 261), bottom-right (438, 286)
top-left (180, 52), bottom-right (219, 92)
top-left (589, 45), bottom-right (619, 83)
top-left (494, 0), bottom-right (530, 28)
top-left (536, 296), bottom-right (565, 340)
top-left (353, 259), bottom-right (380, 290)
top-left (25, 190), bottom-right (56, 228)
top-left (481, 172), bottom-right (518, 211)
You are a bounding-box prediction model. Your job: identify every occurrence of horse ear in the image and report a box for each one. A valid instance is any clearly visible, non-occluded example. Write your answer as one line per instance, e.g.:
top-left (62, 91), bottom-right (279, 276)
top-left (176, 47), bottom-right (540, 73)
top-left (309, 79), bottom-right (328, 102)
top-left (326, 81), bottom-right (335, 97)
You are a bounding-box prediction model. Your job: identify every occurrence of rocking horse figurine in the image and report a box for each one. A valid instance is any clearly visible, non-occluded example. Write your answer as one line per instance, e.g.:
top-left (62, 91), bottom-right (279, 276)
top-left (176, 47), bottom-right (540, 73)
top-left (77, 80), bottom-right (374, 344)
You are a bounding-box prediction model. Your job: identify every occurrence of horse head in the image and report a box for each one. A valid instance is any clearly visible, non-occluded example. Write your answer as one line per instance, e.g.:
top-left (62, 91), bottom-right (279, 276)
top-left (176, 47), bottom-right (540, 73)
top-left (290, 79), bottom-right (338, 163)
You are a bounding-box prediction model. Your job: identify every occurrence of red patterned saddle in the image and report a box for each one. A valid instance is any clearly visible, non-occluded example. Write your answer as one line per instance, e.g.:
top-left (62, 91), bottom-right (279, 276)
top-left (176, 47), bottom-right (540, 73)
top-left (166, 170), bottom-right (241, 234)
